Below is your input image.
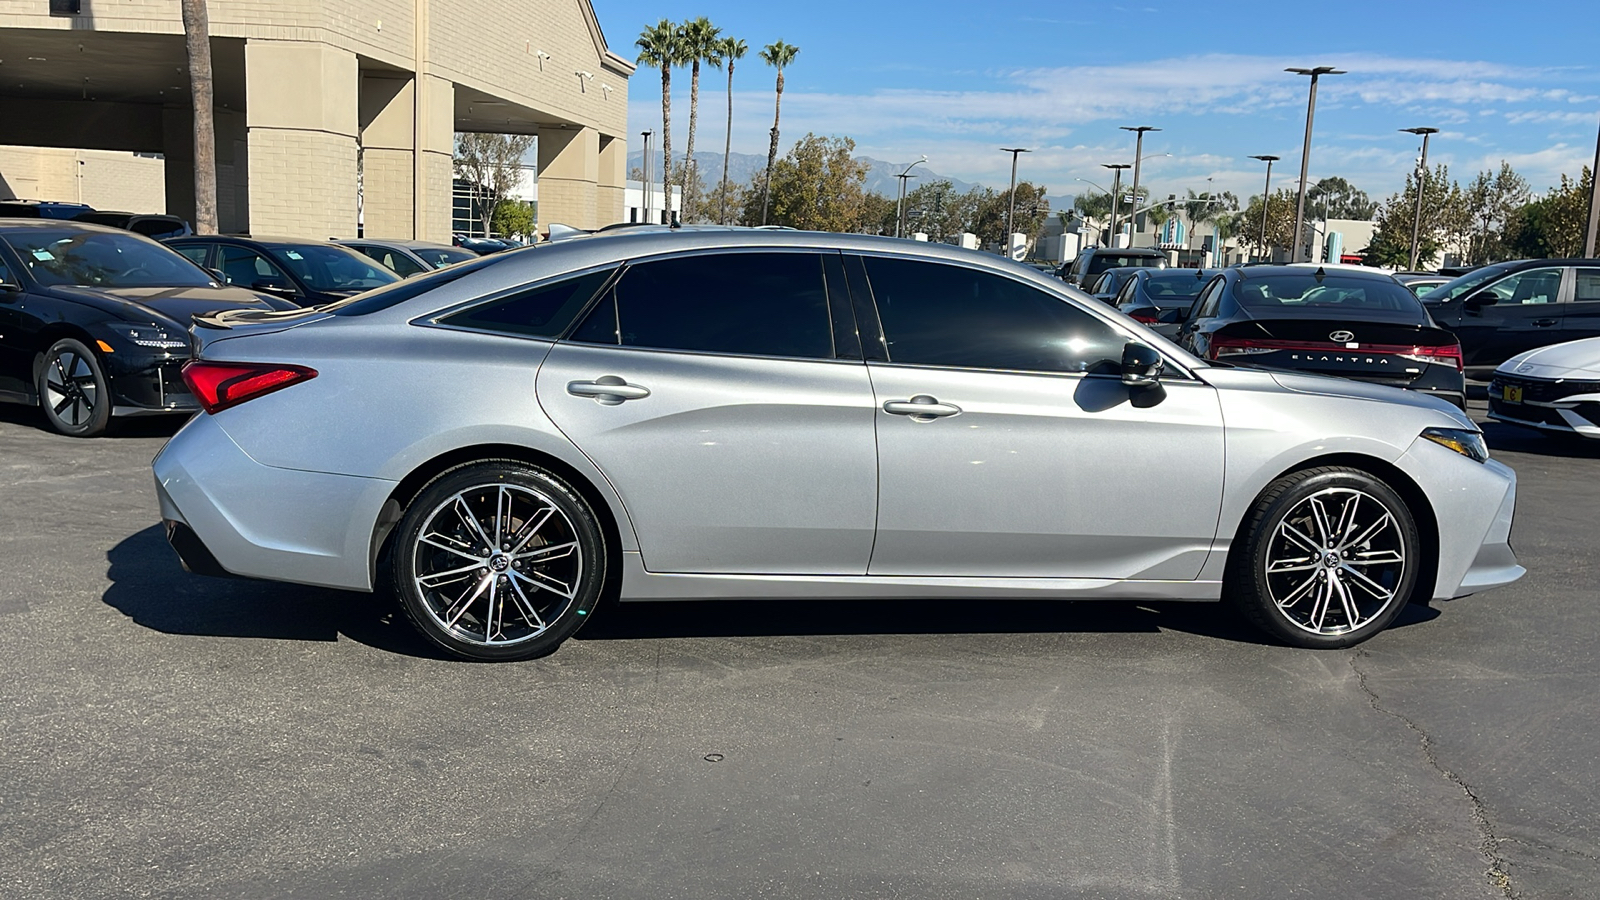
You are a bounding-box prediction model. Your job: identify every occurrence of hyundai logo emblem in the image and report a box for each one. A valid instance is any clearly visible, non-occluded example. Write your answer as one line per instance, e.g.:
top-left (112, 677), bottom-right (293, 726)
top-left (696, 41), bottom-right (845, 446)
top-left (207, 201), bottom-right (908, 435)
top-left (1329, 330), bottom-right (1355, 343)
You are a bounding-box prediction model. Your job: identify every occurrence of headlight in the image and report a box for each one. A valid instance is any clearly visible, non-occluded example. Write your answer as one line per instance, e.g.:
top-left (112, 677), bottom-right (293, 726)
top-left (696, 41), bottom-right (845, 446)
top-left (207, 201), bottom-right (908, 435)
top-left (104, 323), bottom-right (189, 351)
top-left (1421, 427), bottom-right (1489, 463)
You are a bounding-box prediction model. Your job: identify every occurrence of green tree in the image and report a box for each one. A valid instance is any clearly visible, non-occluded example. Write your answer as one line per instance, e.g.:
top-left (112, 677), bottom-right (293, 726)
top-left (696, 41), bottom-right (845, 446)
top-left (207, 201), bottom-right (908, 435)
top-left (857, 192), bottom-right (897, 235)
top-left (679, 16), bottom-right (722, 218)
top-left (1366, 164), bottom-right (1459, 268)
top-left (1463, 162), bottom-right (1531, 264)
top-left (454, 132), bottom-right (535, 235)
top-left (490, 198), bottom-right (535, 240)
top-left (636, 20), bottom-right (683, 192)
top-left (1073, 190), bottom-right (1112, 225)
top-left (972, 182), bottom-right (1049, 251)
top-left (1504, 167), bottom-right (1595, 258)
top-left (1305, 177), bottom-right (1377, 220)
top-left (744, 133), bottom-right (868, 232)
top-left (758, 40), bottom-right (800, 224)
top-left (1238, 188), bottom-right (1299, 259)
top-left (716, 36), bottom-right (749, 224)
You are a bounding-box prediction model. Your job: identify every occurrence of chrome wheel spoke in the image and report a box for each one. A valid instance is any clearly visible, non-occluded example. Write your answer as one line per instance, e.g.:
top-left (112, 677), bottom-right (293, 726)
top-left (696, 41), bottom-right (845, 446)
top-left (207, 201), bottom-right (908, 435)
top-left (511, 567), bottom-right (576, 600)
top-left (452, 495), bottom-right (495, 552)
top-left (420, 534), bottom-right (481, 561)
top-left (1263, 487), bottom-right (1406, 636)
top-left (443, 574), bottom-right (491, 629)
top-left (507, 507), bottom-right (555, 555)
top-left (506, 576), bottom-right (547, 630)
top-left (516, 541), bottom-right (577, 563)
top-left (417, 561), bottom-right (483, 587)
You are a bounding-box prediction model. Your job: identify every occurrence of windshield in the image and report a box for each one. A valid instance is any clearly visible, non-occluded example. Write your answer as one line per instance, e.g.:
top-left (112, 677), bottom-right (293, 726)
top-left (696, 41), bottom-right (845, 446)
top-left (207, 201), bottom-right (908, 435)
top-left (1427, 264), bottom-right (1514, 303)
top-left (415, 246), bottom-right (478, 268)
top-left (2, 229), bottom-right (214, 288)
top-left (266, 244), bottom-right (401, 292)
top-left (1142, 271), bottom-right (1209, 301)
top-left (1234, 274), bottom-right (1427, 321)
top-left (1089, 254), bottom-right (1165, 275)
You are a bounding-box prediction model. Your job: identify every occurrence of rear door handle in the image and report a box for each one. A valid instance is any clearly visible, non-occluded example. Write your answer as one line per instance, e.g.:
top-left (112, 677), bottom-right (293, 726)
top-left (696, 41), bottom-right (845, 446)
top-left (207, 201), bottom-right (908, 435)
top-left (883, 395), bottom-right (962, 420)
top-left (1532, 319), bottom-right (1559, 327)
top-left (567, 375), bottom-right (650, 405)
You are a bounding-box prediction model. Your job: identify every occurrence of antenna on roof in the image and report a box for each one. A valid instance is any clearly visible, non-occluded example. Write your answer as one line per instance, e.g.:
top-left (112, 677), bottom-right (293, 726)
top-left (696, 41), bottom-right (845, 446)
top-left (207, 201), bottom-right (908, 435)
top-left (1313, 266), bottom-right (1326, 282)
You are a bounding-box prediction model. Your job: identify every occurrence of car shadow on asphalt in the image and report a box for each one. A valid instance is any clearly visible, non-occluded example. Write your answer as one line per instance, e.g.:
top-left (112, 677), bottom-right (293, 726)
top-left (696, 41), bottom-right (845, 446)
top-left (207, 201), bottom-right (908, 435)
top-left (104, 524), bottom-right (1444, 658)
top-left (0, 402), bottom-right (190, 438)
top-left (102, 524), bottom-right (452, 660)
top-left (1480, 420), bottom-right (1600, 460)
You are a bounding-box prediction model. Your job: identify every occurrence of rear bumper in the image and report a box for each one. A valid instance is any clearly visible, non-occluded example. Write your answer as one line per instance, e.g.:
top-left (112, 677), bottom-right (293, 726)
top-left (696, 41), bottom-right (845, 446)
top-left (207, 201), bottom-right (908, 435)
top-left (152, 412), bottom-right (396, 591)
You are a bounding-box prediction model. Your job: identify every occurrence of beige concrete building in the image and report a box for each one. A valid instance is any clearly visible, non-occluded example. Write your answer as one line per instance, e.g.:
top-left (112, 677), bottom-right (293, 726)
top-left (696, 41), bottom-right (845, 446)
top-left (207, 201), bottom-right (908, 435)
top-left (0, 0), bottom-right (633, 240)
top-left (0, 145), bottom-right (167, 212)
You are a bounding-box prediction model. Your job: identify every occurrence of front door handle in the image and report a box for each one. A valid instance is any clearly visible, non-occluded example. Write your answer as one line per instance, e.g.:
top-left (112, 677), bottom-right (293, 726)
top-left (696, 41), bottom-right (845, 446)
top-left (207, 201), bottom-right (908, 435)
top-left (1532, 318), bottom-right (1559, 327)
top-left (883, 395), bottom-right (962, 420)
top-left (568, 375), bottom-right (650, 405)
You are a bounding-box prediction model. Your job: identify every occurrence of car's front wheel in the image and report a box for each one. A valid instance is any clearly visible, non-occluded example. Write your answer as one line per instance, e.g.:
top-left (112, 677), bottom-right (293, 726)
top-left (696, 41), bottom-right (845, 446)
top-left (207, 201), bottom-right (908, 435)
top-left (37, 338), bottom-right (112, 437)
top-left (391, 461), bottom-right (607, 661)
top-left (1227, 467), bottom-right (1420, 648)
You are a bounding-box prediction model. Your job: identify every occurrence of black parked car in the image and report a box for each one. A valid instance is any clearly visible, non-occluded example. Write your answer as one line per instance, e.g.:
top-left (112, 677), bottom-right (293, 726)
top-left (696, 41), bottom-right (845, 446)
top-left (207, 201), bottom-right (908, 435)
top-left (165, 235), bottom-right (401, 306)
top-left (1174, 265), bottom-right (1465, 408)
top-left (1420, 258), bottom-right (1600, 372)
top-left (334, 238), bottom-right (477, 277)
top-left (0, 200), bottom-right (95, 219)
top-left (0, 221), bottom-right (296, 436)
top-left (1083, 266), bottom-right (1148, 303)
top-left (73, 211), bottom-right (193, 241)
top-left (1113, 268), bottom-right (1213, 339)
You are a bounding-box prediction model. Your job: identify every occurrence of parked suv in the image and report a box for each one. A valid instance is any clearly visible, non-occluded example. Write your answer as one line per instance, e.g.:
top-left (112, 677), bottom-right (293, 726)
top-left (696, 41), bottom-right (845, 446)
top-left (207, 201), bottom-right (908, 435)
top-left (1423, 259), bottom-right (1600, 372)
top-left (1063, 247), bottom-right (1167, 287)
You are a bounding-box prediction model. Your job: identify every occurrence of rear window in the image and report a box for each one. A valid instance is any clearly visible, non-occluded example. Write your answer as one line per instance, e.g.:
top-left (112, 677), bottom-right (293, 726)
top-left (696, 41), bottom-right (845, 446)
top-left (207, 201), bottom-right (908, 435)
top-left (1088, 253), bottom-right (1165, 275)
top-left (1142, 271), bottom-right (1209, 300)
top-left (1233, 274), bottom-right (1428, 321)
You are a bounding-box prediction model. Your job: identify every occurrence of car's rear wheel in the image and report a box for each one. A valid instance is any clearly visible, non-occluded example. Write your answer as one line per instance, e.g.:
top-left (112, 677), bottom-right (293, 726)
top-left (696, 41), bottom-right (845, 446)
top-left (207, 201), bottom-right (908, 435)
top-left (1227, 467), bottom-right (1419, 648)
top-left (37, 338), bottom-right (112, 437)
top-left (391, 461), bottom-right (607, 661)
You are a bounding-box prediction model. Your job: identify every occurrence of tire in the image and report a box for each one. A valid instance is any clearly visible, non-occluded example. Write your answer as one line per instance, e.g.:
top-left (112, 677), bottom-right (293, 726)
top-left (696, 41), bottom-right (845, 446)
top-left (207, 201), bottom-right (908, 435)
top-left (390, 460), bottom-right (607, 661)
top-left (1226, 466), bottom-right (1420, 649)
top-left (36, 338), bottom-right (112, 437)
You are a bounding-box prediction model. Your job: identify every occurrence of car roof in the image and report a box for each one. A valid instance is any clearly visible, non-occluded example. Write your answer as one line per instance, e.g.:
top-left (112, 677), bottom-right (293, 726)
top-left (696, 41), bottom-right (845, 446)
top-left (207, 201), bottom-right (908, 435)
top-left (335, 238), bottom-right (462, 251)
top-left (1086, 246), bottom-right (1164, 256)
top-left (0, 218), bottom-right (143, 235)
top-left (1236, 264), bottom-right (1398, 282)
top-left (172, 234), bottom-right (358, 249)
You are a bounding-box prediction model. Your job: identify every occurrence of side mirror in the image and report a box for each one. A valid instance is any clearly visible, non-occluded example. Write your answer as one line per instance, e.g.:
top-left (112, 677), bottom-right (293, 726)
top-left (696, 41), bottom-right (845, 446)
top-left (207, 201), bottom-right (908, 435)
top-left (1121, 341), bottom-right (1165, 388)
top-left (208, 267), bottom-right (228, 283)
top-left (0, 279), bottom-right (22, 294)
top-left (1463, 291), bottom-right (1497, 312)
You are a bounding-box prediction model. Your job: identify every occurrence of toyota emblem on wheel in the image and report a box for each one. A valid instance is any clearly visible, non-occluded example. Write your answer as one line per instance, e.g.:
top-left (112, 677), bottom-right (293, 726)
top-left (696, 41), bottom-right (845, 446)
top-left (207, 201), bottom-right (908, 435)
top-left (1329, 330), bottom-right (1355, 343)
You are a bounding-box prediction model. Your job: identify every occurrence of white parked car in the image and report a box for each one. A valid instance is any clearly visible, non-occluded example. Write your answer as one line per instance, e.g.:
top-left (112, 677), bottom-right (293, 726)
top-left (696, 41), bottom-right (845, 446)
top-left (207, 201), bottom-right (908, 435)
top-left (1488, 337), bottom-right (1600, 439)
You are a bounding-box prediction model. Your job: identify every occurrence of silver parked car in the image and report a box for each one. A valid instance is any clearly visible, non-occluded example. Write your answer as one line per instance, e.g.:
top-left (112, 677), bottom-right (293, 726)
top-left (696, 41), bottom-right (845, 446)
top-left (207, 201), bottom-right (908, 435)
top-left (152, 229), bottom-right (1523, 661)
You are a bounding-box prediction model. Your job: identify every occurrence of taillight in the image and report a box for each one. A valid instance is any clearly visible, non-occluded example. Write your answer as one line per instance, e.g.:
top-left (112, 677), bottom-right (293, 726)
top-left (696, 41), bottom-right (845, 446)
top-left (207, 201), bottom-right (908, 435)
top-left (1398, 344), bottom-right (1464, 372)
top-left (1207, 336), bottom-right (1465, 371)
top-left (180, 360), bottom-right (317, 414)
top-left (1130, 311), bottom-right (1159, 324)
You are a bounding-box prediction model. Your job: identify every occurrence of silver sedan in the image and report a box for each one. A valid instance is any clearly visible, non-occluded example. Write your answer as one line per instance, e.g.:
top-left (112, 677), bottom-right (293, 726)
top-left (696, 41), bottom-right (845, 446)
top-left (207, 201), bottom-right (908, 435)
top-left (152, 229), bottom-right (1523, 661)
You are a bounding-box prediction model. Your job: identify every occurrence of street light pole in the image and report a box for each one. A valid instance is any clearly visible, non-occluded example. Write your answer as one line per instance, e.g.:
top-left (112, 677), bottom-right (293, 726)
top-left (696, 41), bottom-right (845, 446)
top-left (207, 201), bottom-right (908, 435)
top-left (1401, 127), bottom-right (1440, 270)
top-left (895, 156), bottom-right (927, 239)
top-left (1000, 148), bottom-right (1031, 255)
top-left (1103, 163), bottom-right (1130, 245)
top-left (1286, 66), bottom-right (1345, 262)
top-left (1121, 126), bottom-right (1160, 235)
top-left (639, 130), bottom-right (653, 223)
top-left (1585, 113), bottom-right (1600, 258)
top-left (1249, 155), bottom-right (1279, 262)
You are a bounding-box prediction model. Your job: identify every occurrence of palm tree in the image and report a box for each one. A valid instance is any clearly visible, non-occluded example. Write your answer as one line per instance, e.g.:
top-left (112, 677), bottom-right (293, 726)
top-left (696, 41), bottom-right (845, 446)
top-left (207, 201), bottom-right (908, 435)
top-left (636, 20), bottom-right (682, 216)
top-left (758, 40), bottom-right (799, 225)
top-left (679, 17), bottom-right (722, 219)
top-left (180, 0), bottom-right (217, 233)
top-left (716, 36), bottom-right (748, 225)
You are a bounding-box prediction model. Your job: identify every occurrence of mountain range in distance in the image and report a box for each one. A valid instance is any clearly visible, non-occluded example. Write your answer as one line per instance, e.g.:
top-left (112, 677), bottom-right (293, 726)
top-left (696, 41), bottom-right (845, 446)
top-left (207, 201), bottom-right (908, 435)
top-left (626, 149), bottom-right (983, 198)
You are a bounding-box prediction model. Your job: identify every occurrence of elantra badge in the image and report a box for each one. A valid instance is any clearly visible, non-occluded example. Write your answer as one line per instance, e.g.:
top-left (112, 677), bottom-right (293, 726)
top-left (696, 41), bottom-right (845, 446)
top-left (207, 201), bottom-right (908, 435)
top-left (1329, 330), bottom-right (1355, 343)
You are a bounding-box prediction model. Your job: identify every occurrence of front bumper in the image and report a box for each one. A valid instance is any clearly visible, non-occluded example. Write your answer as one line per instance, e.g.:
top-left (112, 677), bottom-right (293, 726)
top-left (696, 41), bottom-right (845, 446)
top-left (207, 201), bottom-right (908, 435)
top-left (152, 412), bottom-right (397, 591)
top-left (1395, 437), bottom-right (1524, 600)
top-left (1486, 374), bottom-right (1600, 439)
top-left (106, 353), bottom-right (199, 417)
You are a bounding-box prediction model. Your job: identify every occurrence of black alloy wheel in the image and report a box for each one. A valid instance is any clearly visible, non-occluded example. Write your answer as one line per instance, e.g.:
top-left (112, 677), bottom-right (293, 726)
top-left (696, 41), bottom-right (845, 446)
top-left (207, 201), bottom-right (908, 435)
top-left (37, 338), bottom-right (112, 437)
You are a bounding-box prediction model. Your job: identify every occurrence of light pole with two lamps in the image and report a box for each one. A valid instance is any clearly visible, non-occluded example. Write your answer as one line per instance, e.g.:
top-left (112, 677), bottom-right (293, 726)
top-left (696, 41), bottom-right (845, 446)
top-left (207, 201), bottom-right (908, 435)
top-left (895, 155), bottom-right (928, 239)
top-left (1120, 126), bottom-right (1160, 234)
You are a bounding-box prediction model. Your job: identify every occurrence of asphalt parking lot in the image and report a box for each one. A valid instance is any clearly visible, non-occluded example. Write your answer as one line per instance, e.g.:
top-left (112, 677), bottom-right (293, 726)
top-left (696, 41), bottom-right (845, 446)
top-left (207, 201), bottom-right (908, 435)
top-left (2, 398), bottom-right (1597, 900)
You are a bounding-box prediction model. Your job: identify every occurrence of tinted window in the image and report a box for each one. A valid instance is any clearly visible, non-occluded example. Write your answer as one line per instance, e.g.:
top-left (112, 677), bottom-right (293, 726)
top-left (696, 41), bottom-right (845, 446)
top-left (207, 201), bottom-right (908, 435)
top-left (864, 256), bottom-right (1125, 374)
top-left (1143, 271), bottom-right (1209, 301)
top-left (599, 252), bottom-right (834, 359)
top-left (219, 245), bottom-right (290, 288)
top-left (173, 243), bottom-right (212, 266)
top-left (0, 254), bottom-right (14, 285)
top-left (415, 246), bottom-right (478, 268)
top-left (1088, 253), bottom-right (1164, 276)
top-left (438, 268), bottom-right (614, 338)
top-left (1485, 268), bottom-right (1561, 305)
top-left (1575, 269), bottom-right (1600, 303)
top-left (1428, 264), bottom-right (1514, 302)
top-left (325, 255), bottom-right (503, 316)
top-left (357, 246), bottom-right (427, 278)
top-left (1232, 274), bottom-right (1427, 320)
top-left (1192, 277), bottom-right (1224, 319)
top-left (267, 244), bottom-right (399, 292)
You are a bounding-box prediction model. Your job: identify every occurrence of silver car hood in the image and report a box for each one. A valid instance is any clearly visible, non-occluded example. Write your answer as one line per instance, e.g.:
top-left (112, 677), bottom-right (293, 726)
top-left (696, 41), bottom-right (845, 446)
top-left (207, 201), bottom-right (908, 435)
top-left (1497, 337), bottom-right (1600, 379)
top-left (1197, 366), bottom-right (1473, 427)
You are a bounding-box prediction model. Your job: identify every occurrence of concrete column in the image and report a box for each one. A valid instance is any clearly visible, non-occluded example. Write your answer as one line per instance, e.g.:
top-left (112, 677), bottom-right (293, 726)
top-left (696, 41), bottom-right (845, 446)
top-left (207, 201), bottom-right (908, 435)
top-left (414, 74), bottom-right (455, 243)
top-left (360, 74), bottom-right (415, 240)
top-left (537, 125), bottom-right (599, 232)
top-left (245, 40), bottom-right (359, 238)
top-left (597, 134), bottom-right (626, 228)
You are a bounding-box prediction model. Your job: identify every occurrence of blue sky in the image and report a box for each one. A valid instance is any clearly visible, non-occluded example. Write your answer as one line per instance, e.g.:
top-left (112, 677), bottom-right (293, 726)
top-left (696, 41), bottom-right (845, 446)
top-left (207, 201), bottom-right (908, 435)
top-left (591, 0), bottom-right (1600, 205)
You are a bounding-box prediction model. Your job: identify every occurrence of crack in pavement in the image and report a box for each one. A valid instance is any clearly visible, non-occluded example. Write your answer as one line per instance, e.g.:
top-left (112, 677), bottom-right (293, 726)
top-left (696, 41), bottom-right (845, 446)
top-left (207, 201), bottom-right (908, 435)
top-left (1349, 648), bottom-right (1520, 899)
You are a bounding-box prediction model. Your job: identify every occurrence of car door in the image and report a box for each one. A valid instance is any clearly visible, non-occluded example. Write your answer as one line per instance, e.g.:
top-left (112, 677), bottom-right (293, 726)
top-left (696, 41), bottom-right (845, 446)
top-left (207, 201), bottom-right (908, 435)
top-left (0, 248), bottom-right (36, 399)
top-left (536, 249), bottom-right (878, 575)
top-left (1561, 267), bottom-right (1600, 340)
top-left (851, 253), bottom-right (1225, 580)
top-left (1455, 265), bottom-right (1565, 365)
